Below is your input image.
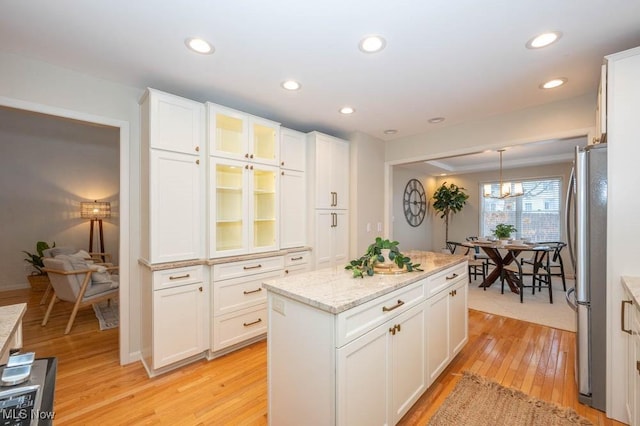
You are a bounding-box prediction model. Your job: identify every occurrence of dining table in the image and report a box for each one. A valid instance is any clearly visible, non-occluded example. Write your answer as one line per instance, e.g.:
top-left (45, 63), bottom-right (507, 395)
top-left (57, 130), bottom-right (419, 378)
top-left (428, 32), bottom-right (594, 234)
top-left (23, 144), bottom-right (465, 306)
top-left (463, 241), bottom-right (551, 294)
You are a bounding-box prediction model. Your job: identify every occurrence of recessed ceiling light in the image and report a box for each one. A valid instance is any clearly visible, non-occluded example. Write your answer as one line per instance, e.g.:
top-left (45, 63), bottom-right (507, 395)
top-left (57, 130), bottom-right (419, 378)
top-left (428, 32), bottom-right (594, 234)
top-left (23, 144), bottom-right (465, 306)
top-left (185, 37), bottom-right (214, 54)
top-left (383, 129), bottom-right (397, 135)
top-left (526, 31), bottom-right (562, 49)
top-left (540, 78), bottom-right (568, 89)
top-left (439, 173), bottom-right (447, 176)
top-left (281, 80), bottom-right (301, 91)
top-left (359, 35), bottom-right (386, 53)
top-left (428, 117), bottom-right (445, 124)
top-left (339, 106), bottom-right (355, 115)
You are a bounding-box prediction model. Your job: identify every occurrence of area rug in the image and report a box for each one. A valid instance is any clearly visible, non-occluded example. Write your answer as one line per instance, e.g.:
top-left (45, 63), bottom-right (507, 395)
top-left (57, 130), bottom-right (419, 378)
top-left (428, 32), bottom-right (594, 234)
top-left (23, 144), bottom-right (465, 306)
top-left (428, 371), bottom-right (591, 425)
top-left (467, 276), bottom-right (576, 332)
top-left (92, 299), bottom-right (119, 330)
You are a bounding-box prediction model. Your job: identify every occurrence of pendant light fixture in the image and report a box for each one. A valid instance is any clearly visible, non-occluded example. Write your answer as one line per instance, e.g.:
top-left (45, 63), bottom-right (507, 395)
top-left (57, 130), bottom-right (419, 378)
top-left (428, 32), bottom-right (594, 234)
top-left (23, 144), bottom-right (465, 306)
top-left (483, 149), bottom-right (524, 199)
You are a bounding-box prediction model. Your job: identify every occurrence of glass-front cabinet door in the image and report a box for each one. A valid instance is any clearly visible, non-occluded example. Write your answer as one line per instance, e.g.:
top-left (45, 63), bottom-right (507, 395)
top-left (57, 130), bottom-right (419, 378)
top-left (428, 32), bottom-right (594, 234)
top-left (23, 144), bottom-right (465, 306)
top-left (251, 165), bottom-right (278, 252)
top-left (211, 158), bottom-right (247, 257)
top-left (208, 103), bottom-right (248, 160)
top-left (249, 117), bottom-right (279, 166)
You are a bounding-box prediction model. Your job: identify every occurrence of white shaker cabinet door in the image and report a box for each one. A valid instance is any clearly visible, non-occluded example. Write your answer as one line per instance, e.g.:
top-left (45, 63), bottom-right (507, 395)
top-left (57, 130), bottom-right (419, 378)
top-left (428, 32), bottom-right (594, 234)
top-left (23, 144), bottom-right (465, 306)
top-left (153, 281), bottom-right (207, 369)
top-left (150, 149), bottom-right (203, 263)
top-left (148, 88), bottom-right (204, 155)
top-left (280, 169), bottom-right (306, 249)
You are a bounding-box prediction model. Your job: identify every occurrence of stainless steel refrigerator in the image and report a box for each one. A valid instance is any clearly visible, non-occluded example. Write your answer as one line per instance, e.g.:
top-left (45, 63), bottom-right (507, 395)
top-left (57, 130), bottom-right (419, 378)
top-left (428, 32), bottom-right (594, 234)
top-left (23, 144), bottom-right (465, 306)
top-left (565, 143), bottom-right (607, 411)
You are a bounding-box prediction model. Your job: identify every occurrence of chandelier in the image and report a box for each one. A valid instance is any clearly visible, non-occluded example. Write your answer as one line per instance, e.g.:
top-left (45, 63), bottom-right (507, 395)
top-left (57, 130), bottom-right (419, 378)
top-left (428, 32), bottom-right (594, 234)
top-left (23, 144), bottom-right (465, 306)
top-left (483, 149), bottom-right (524, 199)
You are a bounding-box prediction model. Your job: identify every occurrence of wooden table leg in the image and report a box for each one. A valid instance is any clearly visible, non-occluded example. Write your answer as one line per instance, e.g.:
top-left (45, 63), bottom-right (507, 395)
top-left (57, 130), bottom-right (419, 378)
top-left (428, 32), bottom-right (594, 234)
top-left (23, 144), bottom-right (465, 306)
top-left (478, 247), bottom-right (520, 294)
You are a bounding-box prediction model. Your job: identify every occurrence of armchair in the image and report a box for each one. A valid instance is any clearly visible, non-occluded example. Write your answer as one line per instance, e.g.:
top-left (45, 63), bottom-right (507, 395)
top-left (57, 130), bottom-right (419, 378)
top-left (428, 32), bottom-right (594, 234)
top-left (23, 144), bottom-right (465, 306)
top-left (41, 255), bottom-right (119, 334)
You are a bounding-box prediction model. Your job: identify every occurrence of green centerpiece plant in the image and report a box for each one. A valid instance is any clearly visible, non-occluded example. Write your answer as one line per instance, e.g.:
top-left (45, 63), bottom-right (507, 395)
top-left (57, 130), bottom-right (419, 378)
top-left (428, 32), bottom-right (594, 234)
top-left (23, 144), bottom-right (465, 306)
top-left (345, 237), bottom-right (422, 278)
top-left (492, 224), bottom-right (517, 239)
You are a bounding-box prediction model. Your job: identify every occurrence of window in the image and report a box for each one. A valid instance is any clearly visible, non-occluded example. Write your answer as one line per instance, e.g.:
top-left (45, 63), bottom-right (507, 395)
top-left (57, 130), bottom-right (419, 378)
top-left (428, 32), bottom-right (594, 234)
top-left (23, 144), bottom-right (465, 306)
top-left (480, 178), bottom-right (562, 241)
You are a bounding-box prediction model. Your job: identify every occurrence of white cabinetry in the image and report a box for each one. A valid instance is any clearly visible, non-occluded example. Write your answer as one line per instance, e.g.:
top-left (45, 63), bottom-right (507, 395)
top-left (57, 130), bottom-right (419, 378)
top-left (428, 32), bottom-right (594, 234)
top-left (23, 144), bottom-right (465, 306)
top-left (426, 263), bottom-right (468, 384)
top-left (307, 131), bottom-right (349, 269)
top-left (623, 283), bottom-right (640, 426)
top-left (141, 265), bottom-right (209, 374)
top-left (267, 261), bottom-right (467, 426)
top-left (140, 88), bottom-right (205, 263)
top-left (207, 102), bottom-right (280, 166)
top-left (315, 210), bottom-right (348, 269)
top-left (211, 256), bottom-right (284, 354)
top-left (280, 128), bottom-right (307, 249)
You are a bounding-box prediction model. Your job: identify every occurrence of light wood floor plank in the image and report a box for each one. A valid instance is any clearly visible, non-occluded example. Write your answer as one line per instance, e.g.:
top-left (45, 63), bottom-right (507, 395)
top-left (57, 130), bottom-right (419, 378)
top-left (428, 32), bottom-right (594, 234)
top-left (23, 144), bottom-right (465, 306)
top-left (0, 287), bottom-right (625, 425)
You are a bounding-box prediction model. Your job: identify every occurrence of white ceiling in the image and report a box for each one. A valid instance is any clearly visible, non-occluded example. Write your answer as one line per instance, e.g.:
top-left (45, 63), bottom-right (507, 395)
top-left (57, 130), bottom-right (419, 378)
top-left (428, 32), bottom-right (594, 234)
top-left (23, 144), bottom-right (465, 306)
top-left (1, 1), bottom-right (640, 143)
top-left (399, 135), bottom-right (587, 176)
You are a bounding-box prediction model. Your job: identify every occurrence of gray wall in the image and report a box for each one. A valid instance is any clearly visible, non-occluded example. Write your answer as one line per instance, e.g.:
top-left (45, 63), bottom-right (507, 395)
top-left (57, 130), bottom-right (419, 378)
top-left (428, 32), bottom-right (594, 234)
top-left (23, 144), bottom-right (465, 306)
top-left (391, 167), bottom-right (433, 252)
top-left (0, 106), bottom-right (120, 290)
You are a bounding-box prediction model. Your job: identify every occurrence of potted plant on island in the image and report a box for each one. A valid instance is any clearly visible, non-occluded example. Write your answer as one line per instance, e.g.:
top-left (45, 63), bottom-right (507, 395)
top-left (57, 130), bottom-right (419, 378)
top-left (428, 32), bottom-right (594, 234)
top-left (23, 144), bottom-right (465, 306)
top-left (22, 241), bottom-right (55, 291)
top-left (432, 182), bottom-right (469, 251)
top-left (492, 224), bottom-right (517, 241)
top-left (345, 237), bottom-right (422, 278)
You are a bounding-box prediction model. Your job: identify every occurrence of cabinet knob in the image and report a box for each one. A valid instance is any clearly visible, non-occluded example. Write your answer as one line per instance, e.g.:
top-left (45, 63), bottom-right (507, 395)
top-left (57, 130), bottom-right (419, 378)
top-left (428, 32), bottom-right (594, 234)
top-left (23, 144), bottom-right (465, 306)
top-left (389, 327), bottom-right (396, 335)
top-left (195, 146), bottom-right (200, 152)
top-left (250, 154), bottom-right (254, 159)
top-left (245, 153), bottom-right (250, 158)
top-left (198, 286), bottom-right (203, 292)
top-left (281, 161), bottom-right (285, 166)
top-left (281, 171), bottom-right (285, 176)
top-left (285, 269), bottom-right (289, 274)
top-left (245, 165), bottom-right (249, 169)
top-left (196, 159), bottom-right (200, 165)
top-left (636, 361), bottom-right (640, 375)
top-left (250, 165), bottom-right (254, 170)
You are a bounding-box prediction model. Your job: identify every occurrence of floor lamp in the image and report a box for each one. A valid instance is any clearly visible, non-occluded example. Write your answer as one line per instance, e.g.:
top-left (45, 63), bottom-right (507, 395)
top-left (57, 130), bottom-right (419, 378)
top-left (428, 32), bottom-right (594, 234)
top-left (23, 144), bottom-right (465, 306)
top-left (80, 200), bottom-right (111, 260)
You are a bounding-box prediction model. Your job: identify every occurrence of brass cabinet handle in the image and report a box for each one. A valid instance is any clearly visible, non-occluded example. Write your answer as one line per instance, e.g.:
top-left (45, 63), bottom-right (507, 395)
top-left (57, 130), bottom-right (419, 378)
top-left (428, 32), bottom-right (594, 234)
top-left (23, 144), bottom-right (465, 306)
top-left (290, 256), bottom-right (303, 261)
top-left (243, 288), bottom-right (262, 295)
top-left (382, 299), bottom-right (405, 312)
top-left (169, 274), bottom-right (190, 280)
top-left (395, 324), bottom-right (401, 333)
top-left (389, 326), bottom-right (396, 335)
top-left (622, 300), bottom-right (633, 335)
top-left (243, 264), bottom-right (262, 270)
top-left (446, 273), bottom-right (458, 280)
top-left (243, 318), bottom-right (262, 327)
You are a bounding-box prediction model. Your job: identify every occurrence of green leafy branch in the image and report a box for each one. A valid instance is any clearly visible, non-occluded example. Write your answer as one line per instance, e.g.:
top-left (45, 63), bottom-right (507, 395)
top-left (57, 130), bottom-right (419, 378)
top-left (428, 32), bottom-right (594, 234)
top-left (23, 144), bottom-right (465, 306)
top-left (345, 237), bottom-right (423, 278)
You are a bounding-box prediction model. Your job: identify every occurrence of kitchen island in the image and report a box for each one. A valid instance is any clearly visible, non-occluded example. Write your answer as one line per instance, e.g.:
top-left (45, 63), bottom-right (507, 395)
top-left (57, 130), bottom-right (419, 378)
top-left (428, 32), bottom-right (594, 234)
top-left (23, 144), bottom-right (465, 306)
top-left (262, 251), bottom-right (468, 426)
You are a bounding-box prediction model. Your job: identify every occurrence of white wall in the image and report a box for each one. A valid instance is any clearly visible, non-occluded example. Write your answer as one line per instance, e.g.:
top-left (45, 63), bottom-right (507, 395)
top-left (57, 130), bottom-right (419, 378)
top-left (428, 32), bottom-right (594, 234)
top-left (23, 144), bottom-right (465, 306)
top-left (0, 107), bottom-right (120, 289)
top-left (390, 167), bottom-right (432, 252)
top-left (0, 51), bottom-right (142, 363)
top-left (348, 131), bottom-right (386, 257)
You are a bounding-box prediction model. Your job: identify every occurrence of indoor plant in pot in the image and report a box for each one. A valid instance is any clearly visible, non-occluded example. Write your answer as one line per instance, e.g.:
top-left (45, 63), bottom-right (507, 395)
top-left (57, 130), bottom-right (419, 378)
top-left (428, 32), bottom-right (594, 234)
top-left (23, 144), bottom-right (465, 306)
top-left (345, 237), bottom-right (422, 278)
top-left (22, 241), bottom-right (55, 291)
top-left (492, 224), bottom-right (517, 241)
top-left (432, 182), bottom-right (469, 251)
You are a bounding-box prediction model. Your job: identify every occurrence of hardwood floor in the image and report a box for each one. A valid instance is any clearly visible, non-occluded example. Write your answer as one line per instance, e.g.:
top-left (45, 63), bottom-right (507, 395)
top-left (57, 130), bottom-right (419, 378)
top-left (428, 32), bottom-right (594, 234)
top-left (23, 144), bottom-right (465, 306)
top-left (2, 287), bottom-right (625, 425)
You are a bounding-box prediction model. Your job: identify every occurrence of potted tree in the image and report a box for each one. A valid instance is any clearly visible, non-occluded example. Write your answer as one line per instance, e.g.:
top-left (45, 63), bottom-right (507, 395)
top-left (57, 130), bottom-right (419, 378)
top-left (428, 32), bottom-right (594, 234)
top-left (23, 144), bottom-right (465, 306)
top-left (432, 182), bottom-right (469, 250)
top-left (22, 241), bottom-right (55, 291)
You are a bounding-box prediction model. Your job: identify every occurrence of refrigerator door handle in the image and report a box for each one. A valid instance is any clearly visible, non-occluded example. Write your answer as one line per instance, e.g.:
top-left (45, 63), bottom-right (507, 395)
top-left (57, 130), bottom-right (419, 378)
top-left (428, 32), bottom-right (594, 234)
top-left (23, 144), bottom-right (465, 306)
top-left (566, 165), bottom-right (576, 270)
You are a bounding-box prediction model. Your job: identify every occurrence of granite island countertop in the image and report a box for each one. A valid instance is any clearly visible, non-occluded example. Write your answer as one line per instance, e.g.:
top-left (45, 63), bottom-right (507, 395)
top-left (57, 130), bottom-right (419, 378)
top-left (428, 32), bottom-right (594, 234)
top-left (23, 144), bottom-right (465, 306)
top-left (0, 303), bottom-right (27, 361)
top-left (262, 250), bottom-right (466, 314)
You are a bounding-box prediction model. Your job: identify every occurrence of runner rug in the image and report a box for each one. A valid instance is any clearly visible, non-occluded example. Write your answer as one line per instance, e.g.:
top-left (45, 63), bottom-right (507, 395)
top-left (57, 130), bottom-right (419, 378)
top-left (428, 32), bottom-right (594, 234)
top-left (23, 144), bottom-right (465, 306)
top-left (428, 371), bottom-right (592, 425)
top-left (92, 299), bottom-right (119, 330)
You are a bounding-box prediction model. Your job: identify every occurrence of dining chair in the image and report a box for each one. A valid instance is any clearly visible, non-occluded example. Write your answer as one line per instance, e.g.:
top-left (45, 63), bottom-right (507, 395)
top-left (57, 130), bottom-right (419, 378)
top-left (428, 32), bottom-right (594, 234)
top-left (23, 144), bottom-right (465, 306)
top-left (446, 241), bottom-right (487, 286)
top-left (466, 236), bottom-right (493, 270)
top-left (520, 241), bottom-right (567, 291)
top-left (503, 247), bottom-right (553, 303)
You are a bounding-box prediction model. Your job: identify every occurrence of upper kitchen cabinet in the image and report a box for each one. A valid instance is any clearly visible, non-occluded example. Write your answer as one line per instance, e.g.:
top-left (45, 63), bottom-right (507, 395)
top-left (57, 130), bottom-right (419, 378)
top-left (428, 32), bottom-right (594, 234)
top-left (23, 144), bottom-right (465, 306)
top-left (144, 88), bottom-right (204, 155)
top-left (207, 102), bottom-right (280, 166)
top-left (140, 88), bottom-right (205, 263)
top-left (307, 132), bottom-right (349, 210)
top-left (280, 127), bottom-right (306, 172)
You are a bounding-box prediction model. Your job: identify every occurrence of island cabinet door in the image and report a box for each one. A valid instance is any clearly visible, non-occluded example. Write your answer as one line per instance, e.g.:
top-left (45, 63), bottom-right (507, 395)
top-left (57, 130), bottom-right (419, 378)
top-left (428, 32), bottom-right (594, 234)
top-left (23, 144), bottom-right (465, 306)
top-left (426, 287), bottom-right (451, 384)
top-left (337, 323), bottom-right (389, 426)
top-left (449, 278), bottom-right (468, 357)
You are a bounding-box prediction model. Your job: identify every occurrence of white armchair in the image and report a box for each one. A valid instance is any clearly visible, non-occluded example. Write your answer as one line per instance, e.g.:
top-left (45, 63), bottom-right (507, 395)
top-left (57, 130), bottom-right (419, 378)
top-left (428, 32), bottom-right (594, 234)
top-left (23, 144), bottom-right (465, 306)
top-left (41, 255), bottom-right (119, 334)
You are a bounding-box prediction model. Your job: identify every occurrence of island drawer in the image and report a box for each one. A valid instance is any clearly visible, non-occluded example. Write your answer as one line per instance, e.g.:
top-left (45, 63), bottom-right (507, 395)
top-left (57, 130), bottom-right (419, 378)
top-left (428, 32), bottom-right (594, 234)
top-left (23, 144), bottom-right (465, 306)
top-left (336, 279), bottom-right (426, 347)
top-left (212, 304), bottom-right (267, 351)
top-left (153, 265), bottom-right (203, 291)
top-left (426, 262), bottom-right (467, 297)
top-left (213, 269), bottom-right (281, 316)
top-left (213, 256), bottom-right (284, 281)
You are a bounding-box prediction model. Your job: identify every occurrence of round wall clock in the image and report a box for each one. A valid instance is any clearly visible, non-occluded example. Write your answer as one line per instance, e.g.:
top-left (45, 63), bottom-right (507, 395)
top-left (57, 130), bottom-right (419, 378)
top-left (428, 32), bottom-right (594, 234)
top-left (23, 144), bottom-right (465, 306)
top-left (403, 179), bottom-right (427, 227)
